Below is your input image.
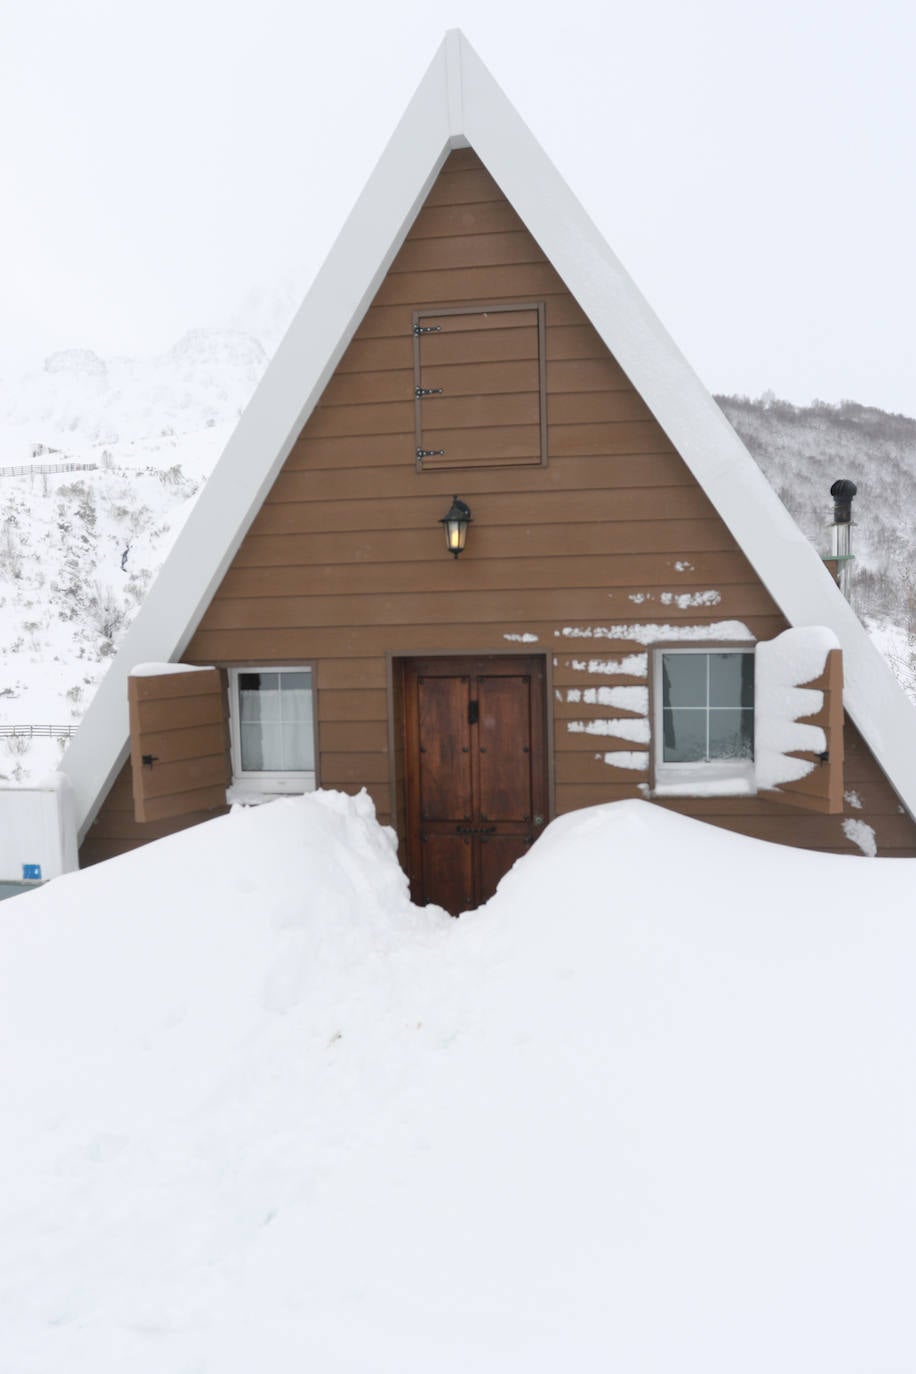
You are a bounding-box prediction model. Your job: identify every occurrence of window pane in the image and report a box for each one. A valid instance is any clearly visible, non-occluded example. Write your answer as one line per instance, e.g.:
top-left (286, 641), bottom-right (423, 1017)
top-left (709, 653), bottom-right (754, 708)
top-left (662, 654), bottom-right (707, 709)
top-left (239, 673), bottom-right (263, 722)
top-left (280, 672), bottom-right (311, 722)
top-left (708, 709), bottom-right (754, 760)
top-left (255, 673), bottom-right (282, 722)
top-left (281, 721), bottom-right (313, 771)
top-left (251, 721), bottom-right (283, 770)
top-left (662, 709), bottom-right (707, 762)
top-left (240, 720), bottom-right (264, 771)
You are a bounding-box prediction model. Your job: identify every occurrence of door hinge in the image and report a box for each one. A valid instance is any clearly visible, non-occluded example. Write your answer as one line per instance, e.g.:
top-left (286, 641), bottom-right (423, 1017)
top-left (413, 324), bottom-right (441, 335)
top-left (415, 386), bottom-right (444, 398)
top-left (468, 699), bottom-right (479, 725)
top-left (417, 448), bottom-right (446, 460)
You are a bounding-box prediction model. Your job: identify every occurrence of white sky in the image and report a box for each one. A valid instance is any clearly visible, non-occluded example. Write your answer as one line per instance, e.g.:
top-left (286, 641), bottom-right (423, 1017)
top-left (2, 0), bottom-right (915, 414)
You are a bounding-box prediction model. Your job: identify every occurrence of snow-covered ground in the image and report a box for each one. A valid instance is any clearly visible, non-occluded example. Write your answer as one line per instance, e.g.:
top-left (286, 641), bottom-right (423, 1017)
top-left (2, 792), bottom-right (915, 1371)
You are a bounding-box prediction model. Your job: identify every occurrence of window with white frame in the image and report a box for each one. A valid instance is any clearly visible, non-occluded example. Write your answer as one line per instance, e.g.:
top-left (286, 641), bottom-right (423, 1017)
top-left (228, 667), bottom-right (316, 794)
top-left (652, 647), bottom-right (755, 791)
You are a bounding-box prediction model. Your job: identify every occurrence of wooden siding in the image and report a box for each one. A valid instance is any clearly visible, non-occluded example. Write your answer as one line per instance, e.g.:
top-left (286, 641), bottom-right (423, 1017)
top-left (80, 147), bottom-right (916, 864)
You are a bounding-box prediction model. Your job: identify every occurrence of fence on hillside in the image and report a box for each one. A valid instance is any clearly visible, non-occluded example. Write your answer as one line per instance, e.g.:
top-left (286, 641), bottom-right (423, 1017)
top-left (0, 725), bottom-right (77, 740)
top-left (0, 462), bottom-right (98, 478)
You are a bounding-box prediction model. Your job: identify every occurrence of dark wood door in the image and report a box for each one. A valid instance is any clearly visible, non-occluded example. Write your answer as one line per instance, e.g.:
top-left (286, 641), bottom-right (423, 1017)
top-left (401, 656), bottom-right (548, 914)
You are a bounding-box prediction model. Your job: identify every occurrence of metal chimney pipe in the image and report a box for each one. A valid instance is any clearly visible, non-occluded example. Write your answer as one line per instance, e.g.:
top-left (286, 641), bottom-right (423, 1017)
top-left (826, 478), bottom-right (856, 597)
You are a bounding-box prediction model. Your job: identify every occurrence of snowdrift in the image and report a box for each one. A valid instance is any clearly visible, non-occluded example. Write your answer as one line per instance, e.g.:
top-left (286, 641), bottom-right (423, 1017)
top-left (2, 793), bottom-right (916, 1372)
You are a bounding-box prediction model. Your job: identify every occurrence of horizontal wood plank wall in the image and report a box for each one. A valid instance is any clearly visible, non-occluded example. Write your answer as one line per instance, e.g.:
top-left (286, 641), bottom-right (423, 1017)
top-left (80, 148), bottom-right (916, 864)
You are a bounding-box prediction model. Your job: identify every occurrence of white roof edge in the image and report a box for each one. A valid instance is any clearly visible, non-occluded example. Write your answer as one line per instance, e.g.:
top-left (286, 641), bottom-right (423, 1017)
top-left (445, 29), bottom-right (465, 140)
top-left (62, 29), bottom-right (916, 840)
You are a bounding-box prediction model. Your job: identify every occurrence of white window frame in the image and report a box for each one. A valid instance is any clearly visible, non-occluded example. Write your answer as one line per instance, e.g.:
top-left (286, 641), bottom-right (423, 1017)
top-left (650, 645), bottom-right (757, 796)
top-left (227, 665), bottom-right (317, 798)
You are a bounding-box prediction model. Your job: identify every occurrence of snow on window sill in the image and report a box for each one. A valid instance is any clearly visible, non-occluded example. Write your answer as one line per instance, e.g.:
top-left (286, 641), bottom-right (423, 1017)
top-left (651, 762), bottom-right (756, 798)
top-left (227, 775), bottom-right (315, 805)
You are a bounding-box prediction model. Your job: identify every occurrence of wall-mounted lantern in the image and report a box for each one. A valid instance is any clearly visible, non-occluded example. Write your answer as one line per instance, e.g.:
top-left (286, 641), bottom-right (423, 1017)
top-left (440, 496), bottom-right (472, 558)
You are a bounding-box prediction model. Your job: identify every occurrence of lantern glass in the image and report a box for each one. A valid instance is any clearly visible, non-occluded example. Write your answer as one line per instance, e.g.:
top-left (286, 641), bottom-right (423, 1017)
top-left (440, 498), bottom-right (471, 558)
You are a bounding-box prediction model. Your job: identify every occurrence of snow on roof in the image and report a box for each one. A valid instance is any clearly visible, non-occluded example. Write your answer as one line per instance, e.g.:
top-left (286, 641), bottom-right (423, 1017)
top-left (3, 790), bottom-right (916, 1368)
top-left (61, 29), bottom-right (916, 839)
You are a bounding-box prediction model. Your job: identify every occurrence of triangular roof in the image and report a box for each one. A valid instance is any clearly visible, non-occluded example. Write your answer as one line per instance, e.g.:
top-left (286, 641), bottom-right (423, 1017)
top-left (63, 29), bottom-right (916, 838)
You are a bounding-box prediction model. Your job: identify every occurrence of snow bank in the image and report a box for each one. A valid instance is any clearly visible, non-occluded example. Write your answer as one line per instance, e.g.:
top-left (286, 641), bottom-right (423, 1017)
top-left (2, 792), bottom-right (916, 1372)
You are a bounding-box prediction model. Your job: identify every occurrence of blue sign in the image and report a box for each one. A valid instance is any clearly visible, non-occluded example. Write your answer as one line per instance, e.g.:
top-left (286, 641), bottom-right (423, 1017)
top-left (22, 864), bottom-right (42, 881)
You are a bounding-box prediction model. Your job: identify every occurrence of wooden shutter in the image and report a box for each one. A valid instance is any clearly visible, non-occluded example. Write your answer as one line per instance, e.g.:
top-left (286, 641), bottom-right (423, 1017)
top-left (755, 632), bottom-right (844, 814)
top-left (128, 668), bottom-right (231, 824)
top-left (413, 303), bottom-right (547, 470)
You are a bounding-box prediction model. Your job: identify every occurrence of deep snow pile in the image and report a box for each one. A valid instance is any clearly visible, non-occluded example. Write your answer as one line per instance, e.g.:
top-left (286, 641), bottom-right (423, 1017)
top-left (3, 793), bottom-right (916, 1372)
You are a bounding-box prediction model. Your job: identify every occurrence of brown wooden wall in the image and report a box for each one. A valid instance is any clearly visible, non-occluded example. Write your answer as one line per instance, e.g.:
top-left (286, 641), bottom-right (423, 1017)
top-left (80, 149), bottom-right (916, 864)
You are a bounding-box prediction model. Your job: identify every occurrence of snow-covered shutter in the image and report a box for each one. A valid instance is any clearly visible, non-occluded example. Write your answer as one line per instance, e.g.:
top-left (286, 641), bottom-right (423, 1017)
top-left (128, 666), bottom-right (231, 824)
top-left (754, 628), bottom-right (844, 814)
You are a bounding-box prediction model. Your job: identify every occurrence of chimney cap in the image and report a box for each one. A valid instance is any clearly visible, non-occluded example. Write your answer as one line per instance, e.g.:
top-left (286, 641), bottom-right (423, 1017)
top-left (830, 478), bottom-right (857, 502)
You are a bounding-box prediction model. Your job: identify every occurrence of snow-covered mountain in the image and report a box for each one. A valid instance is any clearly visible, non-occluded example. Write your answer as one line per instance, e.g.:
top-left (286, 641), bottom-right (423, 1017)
top-left (0, 328), bottom-right (268, 458)
top-left (1, 326), bottom-right (913, 785)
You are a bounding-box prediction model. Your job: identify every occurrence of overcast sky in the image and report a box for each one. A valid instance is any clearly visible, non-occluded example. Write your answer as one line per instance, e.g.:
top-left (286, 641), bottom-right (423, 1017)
top-left (2, 0), bottom-right (915, 414)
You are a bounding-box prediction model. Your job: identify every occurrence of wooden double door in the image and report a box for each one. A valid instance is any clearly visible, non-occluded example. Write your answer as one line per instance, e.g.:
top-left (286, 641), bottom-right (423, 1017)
top-left (401, 655), bottom-right (548, 914)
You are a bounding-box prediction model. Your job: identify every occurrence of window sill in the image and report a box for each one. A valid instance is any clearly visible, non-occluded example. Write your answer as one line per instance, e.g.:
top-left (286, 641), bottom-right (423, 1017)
top-left (227, 775), bottom-right (315, 805)
top-left (651, 762), bottom-right (756, 798)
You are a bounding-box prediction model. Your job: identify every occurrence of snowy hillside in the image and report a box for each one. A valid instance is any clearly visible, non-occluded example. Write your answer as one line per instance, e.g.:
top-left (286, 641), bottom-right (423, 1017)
top-left (0, 436), bottom-right (226, 782)
top-left (718, 393), bottom-right (916, 693)
top-left (0, 329), bottom-right (269, 782)
top-left (3, 792), bottom-right (916, 1372)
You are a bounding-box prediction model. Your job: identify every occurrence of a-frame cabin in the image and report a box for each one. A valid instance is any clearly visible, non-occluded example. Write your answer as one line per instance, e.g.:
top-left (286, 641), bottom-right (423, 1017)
top-left (63, 32), bottom-right (916, 913)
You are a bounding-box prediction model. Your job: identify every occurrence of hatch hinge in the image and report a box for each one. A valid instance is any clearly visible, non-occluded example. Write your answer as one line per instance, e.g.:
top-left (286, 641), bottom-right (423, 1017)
top-left (415, 386), bottom-right (444, 398)
top-left (413, 324), bottom-right (441, 335)
top-left (417, 448), bottom-right (446, 460)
